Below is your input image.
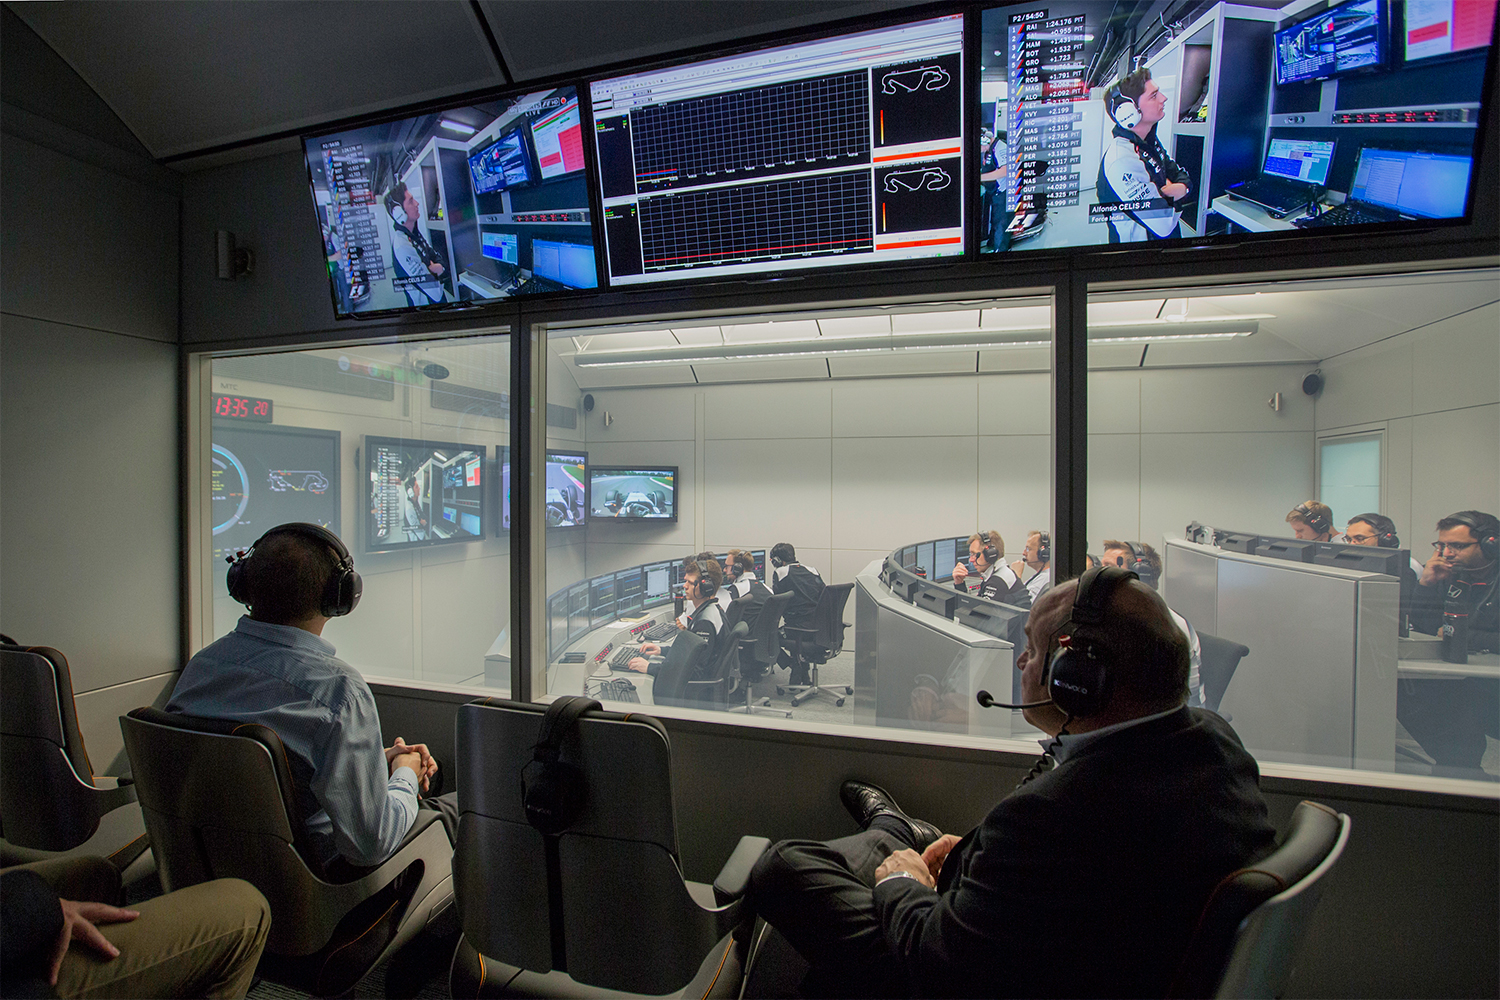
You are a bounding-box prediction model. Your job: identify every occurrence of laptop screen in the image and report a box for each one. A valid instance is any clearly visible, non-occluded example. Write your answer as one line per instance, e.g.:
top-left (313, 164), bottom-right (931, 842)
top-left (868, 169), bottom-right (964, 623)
top-left (1263, 139), bottom-right (1335, 185)
top-left (1350, 148), bottom-right (1473, 218)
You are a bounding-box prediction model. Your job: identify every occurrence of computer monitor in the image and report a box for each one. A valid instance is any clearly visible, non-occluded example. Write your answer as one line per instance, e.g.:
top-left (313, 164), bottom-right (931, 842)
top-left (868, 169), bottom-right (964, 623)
top-left (481, 231), bottom-right (519, 264)
top-left (568, 582), bottom-right (590, 641)
top-left (751, 550), bottom-right (767, 579)
top-left (1263, 139), bottom-right (1335, 186)
top-left (915, 542), bottom-right (935, 580)
top-left (529, 94), bottom-right (586, 180)
top-left (1350, 147), bottom-right (1473, 219)
top-left (496, 446), bottom-right (512, 535)
top-left (364, 436), bottom-right (484, 553)
top-left (933, 537), bottom-right (958, 581)
top-left (1256, 537), bottom-right (1317, 563)
top-left (643, 561), bottom-right (673, 606)
top-left (549, 591), bottom-right (570, 660)
top-left (900, 547), bottom-right (917, 570)
top-left (210, 423), bottom-right (341, 564)
top-left (1403, 0), bottom-right (1498, 62)
top-left (1275, 0), bottom-right (1386, 85)
top-left (616, 568), bottom-right (645, 616)
top-left (469, 126), bottom-right (534, 195)
top-left (590, 573), bottom-right (618, 627)
top-left (915, 582), bottom-right (959, 620)
top-left (532, 239), bottom-right (598, 289)
top-left (588, 466), bottom-right (677, 521)
top-left (1312, 542), bottom-right (1409, 576)
top-left (544, 450), bottom-right (588, 530)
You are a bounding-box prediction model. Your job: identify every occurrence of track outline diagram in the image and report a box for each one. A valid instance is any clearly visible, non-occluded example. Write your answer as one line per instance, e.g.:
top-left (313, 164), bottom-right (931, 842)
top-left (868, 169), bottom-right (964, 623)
top-left (882, 166), bottom-right (953, 193)
top-left (881, 65), bottom-right (951, 94)
top-left (267, 469), bottom-right (331, 493)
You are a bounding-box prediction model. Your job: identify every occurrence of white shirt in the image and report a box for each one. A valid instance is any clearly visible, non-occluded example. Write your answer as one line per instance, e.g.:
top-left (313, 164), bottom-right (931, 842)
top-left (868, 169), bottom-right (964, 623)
top-left (1023, 566), bottom-right (1051, 601)
top-left (1100, 133), bottom-right (1180, 240)
top-left (1169, 608), bottom-right (1203, 708)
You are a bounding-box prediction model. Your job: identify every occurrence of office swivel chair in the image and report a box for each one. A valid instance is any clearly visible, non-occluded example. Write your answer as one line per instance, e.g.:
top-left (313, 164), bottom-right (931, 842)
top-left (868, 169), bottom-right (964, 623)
top-left (449, 699), bottom-right (769, 997)
top-left (684, 621), bottom-right (749, 711)
top-left (1198, 633), bottom-right (1251, 716)
top-left (649, 630), bottom-right (710, 710)
top-left (120, 707), bottom-right (454, 997)
top-left (1168, 800), bottom-right (1351, 999)
top-left (778, 582), bottom-right (855, 708)
top-left (0, 642), bottom-right (150, 879)
top-left (731, 591), bottom-right (793, 719)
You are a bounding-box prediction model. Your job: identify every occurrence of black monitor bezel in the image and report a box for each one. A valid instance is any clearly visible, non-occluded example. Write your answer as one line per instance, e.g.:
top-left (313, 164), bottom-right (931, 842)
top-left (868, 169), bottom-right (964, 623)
top-left (210, 421), bottom-right (343, 559)
top-left (544, 449), bottom-right (590, 532)
top-left (587, 464), bottom-right (679, 522)
top-left (362, 435), bottom-right (486, 554)
top-left (1274, 0), bottom-right (1390, 87)
top-left (468, 124), bottom-right (536, 196)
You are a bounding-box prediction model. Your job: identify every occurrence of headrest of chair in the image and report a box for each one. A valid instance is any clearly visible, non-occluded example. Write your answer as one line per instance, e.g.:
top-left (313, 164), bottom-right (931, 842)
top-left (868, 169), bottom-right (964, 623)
top-left (459, 699), bottom-right (679, 857)
top-left (2, 645), bottom-right (95, 780)
top-left (125, 707), bottom-right (313, 858)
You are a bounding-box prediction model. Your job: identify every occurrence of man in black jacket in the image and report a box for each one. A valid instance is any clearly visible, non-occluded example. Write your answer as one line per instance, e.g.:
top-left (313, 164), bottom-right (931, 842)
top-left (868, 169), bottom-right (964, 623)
top-left (748, 572), bottom-right (1276, 998)
top-left (770, 542), bottom-right (826, 685)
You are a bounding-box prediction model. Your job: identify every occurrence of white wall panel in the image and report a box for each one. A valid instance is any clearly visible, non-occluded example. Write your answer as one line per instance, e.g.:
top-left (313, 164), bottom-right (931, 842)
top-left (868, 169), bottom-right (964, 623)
top-left (1140, 432), bottom-right (1314, 545)
top-left (1140, 365), bottom-right (1314, 434)
top-left (1087, 371), bottom-right (1141, 434)
top-left (1410, 404), bottom-right (1500, 538)
top-left (74, 672), bottom-right (178, 775)
top-left (704, 382), bottom-right (830, 440)
top-left (324, 566), bottom-right (417, 678)
top-left (1318, 339), bottom-right (1414, 430)
top-left (569, 363), bottom-right (698, 390)
top-left (419, 552), bottom-right (510, 685)
top-left (1088, 433), bottom-right (1142, 545)
top-left (978, 346), bottom-right (1050, 373)
top-left (1408, 303), bottom-right (1500, 416)
top-left (705, 438), bottom-right (832, 550)
top-left (977, 434), bottom-right (1049, 558)
top-left (575, 385), bottom-right (695, 442)
top-left (583, 542), bottom-right (697, 578)
top-left (1384, 417), bottom-right (1414, 537)
top-left (832, 376), bottom-right (977, 438)
top-left (975, 373), bottom-right (1049, 434)
top-left (831, 437), bottom-right (976, 554)
top-left (832, 549), bottom-right (888, 586)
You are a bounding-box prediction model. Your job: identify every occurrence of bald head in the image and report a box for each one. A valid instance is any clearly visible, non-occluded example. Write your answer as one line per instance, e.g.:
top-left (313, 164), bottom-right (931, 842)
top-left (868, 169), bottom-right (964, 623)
top-left (1032, 574), bottom-right (1190, 717)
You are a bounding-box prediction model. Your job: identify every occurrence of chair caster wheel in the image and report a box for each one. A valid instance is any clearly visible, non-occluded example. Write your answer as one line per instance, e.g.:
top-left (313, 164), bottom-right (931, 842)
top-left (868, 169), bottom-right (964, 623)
top-left (835, 697), bottom-right (846, 707)
top-left (776, 687), bottom-right (786, 696)
top-left (844, 686), bottom-right (853, 695)
top-left (759, 697), bottom-right (771, 707)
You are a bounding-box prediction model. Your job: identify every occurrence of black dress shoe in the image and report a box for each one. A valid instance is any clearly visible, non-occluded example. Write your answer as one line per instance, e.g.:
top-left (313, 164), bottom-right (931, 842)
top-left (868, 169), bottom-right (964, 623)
top-left (839, 780), bottom-right (942, 849)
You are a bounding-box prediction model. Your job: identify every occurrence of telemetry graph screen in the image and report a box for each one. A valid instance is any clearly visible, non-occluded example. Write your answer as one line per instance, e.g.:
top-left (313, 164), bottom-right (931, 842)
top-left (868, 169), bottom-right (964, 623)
top-left (590, 15), bottom-right (965, 285)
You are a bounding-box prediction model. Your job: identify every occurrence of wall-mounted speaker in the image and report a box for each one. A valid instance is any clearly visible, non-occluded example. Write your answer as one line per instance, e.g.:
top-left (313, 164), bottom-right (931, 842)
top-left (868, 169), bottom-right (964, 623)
top-left (216, 230), bottom-right (254, 280)
top-left (1302, 369), bottom-right (1324, 395)
top-left (582, 393), bottom-right (595, 412)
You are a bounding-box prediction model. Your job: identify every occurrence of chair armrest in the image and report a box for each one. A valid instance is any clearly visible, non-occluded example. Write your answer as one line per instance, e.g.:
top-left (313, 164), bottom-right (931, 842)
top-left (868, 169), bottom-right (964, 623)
top-left (713, 836), bottom-right (771, 906)
top-left (782, 627), bottom-right (814, 642)
top-left (90, 776), bottom-right (138, 813)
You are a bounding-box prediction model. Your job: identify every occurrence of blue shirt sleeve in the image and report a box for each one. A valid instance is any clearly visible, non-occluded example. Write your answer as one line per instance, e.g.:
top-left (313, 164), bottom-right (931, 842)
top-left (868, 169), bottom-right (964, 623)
top-left (310, 679), bottom-right (419, 867)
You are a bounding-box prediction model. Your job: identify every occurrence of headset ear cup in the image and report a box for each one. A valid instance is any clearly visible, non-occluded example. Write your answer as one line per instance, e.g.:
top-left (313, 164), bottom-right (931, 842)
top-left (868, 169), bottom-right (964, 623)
top-left (1482, 532), bottom-right (1499, 562)
top-left (226, 555), bottom-right (247, 605)
top-left (1048, 643), bottom-right (1111, 717)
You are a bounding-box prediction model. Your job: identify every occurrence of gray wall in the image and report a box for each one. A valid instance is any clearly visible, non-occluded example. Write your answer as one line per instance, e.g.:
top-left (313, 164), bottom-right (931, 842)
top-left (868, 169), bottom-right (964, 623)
top-left (0, 133), bottom-right (181, 772)
top-left (1315, 301), bottom-right (1500, 538)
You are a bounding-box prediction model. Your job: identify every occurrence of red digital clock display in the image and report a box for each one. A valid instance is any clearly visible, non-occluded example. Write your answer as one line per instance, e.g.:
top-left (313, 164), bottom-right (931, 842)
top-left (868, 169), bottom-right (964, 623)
top-left (212, 393), bottom-right (273, 423)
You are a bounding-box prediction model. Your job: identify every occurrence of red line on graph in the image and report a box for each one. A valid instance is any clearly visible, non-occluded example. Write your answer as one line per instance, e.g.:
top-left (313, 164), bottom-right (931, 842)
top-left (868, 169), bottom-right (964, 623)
top-left (876, 236), bottom-right (962, 250)
top-left (873, 146), bottom-right (961, 163)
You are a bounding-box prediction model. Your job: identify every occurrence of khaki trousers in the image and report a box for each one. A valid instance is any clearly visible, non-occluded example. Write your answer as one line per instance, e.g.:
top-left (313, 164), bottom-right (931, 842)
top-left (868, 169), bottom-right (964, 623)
top-left (11, 856), bottom-right (271, 1000)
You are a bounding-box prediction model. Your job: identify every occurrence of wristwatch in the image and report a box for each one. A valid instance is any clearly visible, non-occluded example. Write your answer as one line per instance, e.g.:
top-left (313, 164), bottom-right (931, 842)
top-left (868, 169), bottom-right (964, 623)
top-left (876, 870), bottom-right (919, 887)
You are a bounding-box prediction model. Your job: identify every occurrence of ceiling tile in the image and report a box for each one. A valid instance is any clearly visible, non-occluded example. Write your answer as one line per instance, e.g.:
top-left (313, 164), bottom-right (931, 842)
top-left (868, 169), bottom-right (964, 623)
top-left (670, 326), bottom-right (725, 346)
top-left (720, 320), bottom-right (821, 343)
top-left (818, 315), bottom-right (891, 338)
top-left (980, 304), bottom-right (1051, 329)
top-left (692, 358), bottom-right (829, 382)
top-left (828, 352), bottom-right (977, 377)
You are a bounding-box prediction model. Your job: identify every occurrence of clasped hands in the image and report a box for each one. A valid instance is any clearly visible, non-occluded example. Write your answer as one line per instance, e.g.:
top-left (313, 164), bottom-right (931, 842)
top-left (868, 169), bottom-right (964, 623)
top-left (875, 833), bottom-right (963, 889)
top-left (384, 736), bottom-right (437, 794)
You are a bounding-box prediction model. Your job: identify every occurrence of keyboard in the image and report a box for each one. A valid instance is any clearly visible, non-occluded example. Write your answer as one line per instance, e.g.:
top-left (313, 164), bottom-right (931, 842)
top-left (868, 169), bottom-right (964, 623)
top-left (641, 622), bottom-right (678, 642)
top-left (1226, 176), bottom-right (1314, 214)
top-left (515, 276), bottom-right (563, 296)
top-left (1292, 203), bottom-right (1396, 229)
top-left (609, 645), bottom-right (644, 668)
top-left (587, 677), bottom-right (641, 703)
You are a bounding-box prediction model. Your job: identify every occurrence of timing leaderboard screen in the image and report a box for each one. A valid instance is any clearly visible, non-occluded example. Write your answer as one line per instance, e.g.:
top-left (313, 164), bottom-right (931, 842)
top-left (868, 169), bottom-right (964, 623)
top-left (590, 14), bottom-right (965, 285)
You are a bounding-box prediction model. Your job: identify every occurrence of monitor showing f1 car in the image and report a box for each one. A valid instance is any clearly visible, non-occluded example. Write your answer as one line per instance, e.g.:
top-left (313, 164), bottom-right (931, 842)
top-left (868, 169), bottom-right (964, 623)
top-left (545, 450), bottom-right (588, 530)
top-left (588, 466), bottom-right (677, 521)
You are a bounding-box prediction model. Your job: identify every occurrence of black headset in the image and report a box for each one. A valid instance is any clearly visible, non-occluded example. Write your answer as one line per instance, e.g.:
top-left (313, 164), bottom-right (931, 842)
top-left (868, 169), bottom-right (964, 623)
top-left (1105, 83), bottom-right (1142, 129)
top-left (1046, 565), bottom-right (1137, 718)
top-left (1291, 502), bottom-right (1333, 537)
top-left (1349, 512), bottom-right (1400, 549)
top-left (1119, 541), bottom-right (1159, 589)
top-left (225, 522), bottom-right (362, 618)
top-left (977, 531), bottom-right (1000, 566)
top-left (688, 566), bottom-right (718, 600)
top-left (1035, 531), bottom-right (1051, 564)
top-left (1447, 511), bottom-right (1500, 562)
top-left (522, 696), bottom-right (601, 836)
top-left (724, 555), bottom-right (745, 581)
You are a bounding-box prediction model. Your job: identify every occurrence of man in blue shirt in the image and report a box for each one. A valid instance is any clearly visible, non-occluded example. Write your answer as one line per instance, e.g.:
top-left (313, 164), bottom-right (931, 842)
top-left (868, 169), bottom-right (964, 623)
top-left (168, 524), bottom-right (451, 869)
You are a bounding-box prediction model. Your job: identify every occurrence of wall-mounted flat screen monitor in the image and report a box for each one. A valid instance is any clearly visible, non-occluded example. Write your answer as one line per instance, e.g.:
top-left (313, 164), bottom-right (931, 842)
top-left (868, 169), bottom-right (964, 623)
top-left (211, 423), bottom-right (341, 564)
top-left (469, 127), bottom-right (534, 195)
top-left (977, 1), bottom-right (1493, 253)
top-left (545, 450), bottom-right (588, 529)
top-left (303, 84), bottom-right (598, 319)
top-left (497, 446), bottom-right (512, 534)
top-left (589, 466), bottom-right (677, 521)
top-left (1275, 0), bottom-right (1387, 85)
top-left (1404, 0), bottom-right (1498, 62)
top-left (364, 436), bottom-right (484, 552)
top-left (590, 14), bottom-right (965, 286)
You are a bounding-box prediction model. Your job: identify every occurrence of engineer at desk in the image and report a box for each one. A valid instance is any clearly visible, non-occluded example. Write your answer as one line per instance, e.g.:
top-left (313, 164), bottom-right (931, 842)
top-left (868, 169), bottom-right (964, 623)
top-left (628, 556), bottom-right (724, 676)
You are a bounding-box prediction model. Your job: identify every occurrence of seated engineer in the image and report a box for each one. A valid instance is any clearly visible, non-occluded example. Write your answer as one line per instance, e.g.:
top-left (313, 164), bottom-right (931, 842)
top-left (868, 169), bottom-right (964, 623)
top-left (1344, 512), bottom-right (1422, 619)
top-left (1101, 540), bottom-right (1204, 709)
top-left (1286, 500), bottom-right (1339, 542)
top-left (770, 542), bottom-right (827, 686)
top-left (952, 529), bottom-right (1030, 607)
top-left (723, 548), bottom-right (773, 630)
top-left (628, 557), bottom-right (725, 676)
top-left (1009, 529), bottom-right (1052, 603)
top-left (747, 569), bottom-right (1276, 999)
top-left (167, 523), bottom-right (454, 870)
top-left (1399, 510), bottom-right (1500, 774)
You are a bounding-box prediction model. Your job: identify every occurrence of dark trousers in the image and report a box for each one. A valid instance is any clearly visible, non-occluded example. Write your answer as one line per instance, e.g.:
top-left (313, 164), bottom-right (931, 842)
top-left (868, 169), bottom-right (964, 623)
top-left (748, 817), bottom-right (918, 998)
top-left (1398, 677), bottom-right (1500, 774)
top-left (419, 791), bottom-right (460, 843)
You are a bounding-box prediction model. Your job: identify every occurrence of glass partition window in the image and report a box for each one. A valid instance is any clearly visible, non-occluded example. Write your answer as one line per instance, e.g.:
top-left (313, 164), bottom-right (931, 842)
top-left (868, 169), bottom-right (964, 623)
top-left (539, 297), bottom-right (1054, 743)
top-left (204, 332), bottom-right (512, 690)
top-left (1086, 269), bottom-right (1500, 784)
